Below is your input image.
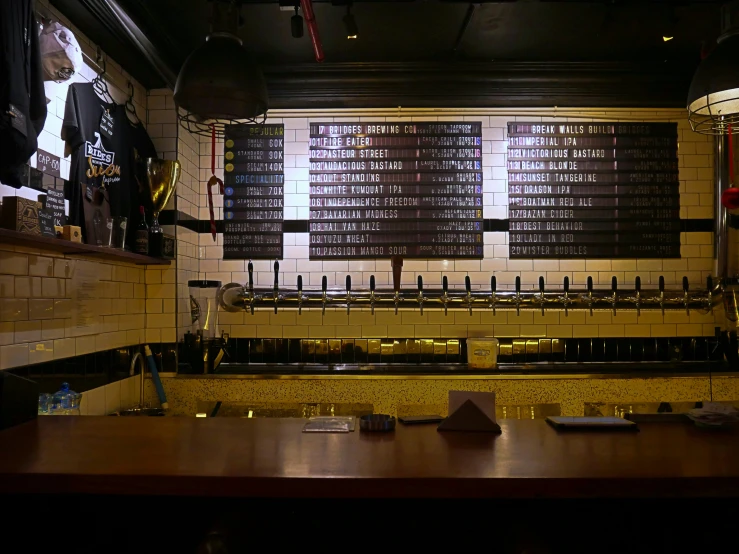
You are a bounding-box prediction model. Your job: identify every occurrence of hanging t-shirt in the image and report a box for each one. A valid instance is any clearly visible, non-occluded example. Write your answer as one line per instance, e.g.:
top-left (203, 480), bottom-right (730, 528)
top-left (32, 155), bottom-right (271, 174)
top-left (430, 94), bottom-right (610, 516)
top-left (62, 82), bottom-right (128, 245)
top-left (0, 0), bottom-right (47, 188)
top-left (126, 121), bottom-right (157, 232)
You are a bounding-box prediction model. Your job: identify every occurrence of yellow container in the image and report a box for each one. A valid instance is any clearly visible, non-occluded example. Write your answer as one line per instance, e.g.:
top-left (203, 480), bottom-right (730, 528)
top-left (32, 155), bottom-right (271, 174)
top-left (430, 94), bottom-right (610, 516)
top-left (466, 338), bottom-right (499, 369)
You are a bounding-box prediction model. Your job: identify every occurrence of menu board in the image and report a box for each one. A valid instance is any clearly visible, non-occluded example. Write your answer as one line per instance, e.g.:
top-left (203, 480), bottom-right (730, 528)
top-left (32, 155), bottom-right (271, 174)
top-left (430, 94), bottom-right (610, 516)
top-left (309, 122), bottom-right (484, 259)
top-left (507, 122), bottom-right (680, 259)
top-left (223, 124), bottom-right (284, 259)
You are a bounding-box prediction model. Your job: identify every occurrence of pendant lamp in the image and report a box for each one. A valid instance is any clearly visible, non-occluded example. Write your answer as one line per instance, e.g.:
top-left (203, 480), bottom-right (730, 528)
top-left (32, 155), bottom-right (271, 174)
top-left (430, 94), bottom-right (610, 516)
top-left (687, 2), bottom-right (739, 135)
top-left (174, 1), bottom-right (268, 137)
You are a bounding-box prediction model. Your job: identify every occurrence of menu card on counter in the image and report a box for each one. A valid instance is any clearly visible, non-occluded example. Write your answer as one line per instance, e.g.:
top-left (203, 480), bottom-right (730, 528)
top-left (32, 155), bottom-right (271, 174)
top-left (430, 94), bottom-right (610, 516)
top-left (223, 124), bottom-right (284, 259)
top-left (309, 122), bottom-right (484, 259)
top-left (507, 122), bottom-right (680, 259)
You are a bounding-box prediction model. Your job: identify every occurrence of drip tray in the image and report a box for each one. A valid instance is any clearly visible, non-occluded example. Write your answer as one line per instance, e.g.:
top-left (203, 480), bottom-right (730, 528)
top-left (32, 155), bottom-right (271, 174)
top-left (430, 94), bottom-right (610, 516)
top-left (213, 361), bottom-right (727, 376)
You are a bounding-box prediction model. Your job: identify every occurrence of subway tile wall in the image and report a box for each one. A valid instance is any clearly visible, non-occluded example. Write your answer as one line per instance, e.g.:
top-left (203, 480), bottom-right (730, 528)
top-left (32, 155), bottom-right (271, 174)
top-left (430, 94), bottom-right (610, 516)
top-left (78, 375), bottom-right (140, 416)
top-left (0, 1), bottom-right (176, 370)
top-left (195, 110), bottom-right (719, 340)
top-left (146, 90), bottom-right (199, 341)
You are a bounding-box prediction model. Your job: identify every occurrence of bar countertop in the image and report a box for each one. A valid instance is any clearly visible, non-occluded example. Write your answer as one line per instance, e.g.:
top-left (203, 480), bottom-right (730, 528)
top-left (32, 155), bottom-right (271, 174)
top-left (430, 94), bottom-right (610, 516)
top-left (1, 417), bottom-right (739, 499)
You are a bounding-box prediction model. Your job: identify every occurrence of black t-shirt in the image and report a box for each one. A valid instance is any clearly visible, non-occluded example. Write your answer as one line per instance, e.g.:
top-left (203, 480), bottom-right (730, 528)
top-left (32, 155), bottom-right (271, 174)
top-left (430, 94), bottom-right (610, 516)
top-left (0, 0), bottom-right (47, 188)
top-left (126, 120), bottom-right (157, 230)
top-left (62, 83), bottom-right (156, 247)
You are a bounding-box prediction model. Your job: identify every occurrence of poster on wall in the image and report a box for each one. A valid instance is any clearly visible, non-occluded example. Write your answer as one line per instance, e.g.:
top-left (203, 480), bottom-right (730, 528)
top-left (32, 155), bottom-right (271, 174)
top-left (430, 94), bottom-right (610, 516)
top-left (222, 124), bottom-right (284, 259)
top-left (308, 122), bottom-right (484, 259)
top-left (507, 122), bottom-right (680, 259)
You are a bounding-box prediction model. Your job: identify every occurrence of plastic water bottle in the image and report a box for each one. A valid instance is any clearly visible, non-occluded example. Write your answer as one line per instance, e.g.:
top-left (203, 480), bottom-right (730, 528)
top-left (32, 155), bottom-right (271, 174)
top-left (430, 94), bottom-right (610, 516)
top-left (51, 383), bottom-right (82, 415)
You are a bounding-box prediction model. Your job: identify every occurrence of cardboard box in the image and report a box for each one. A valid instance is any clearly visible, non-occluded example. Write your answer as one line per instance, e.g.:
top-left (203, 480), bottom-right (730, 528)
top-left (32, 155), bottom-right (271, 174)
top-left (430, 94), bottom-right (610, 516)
top-left (0, 197), bottom-right (41, 234)
top-left (62, 225), bottom-right (82, 243)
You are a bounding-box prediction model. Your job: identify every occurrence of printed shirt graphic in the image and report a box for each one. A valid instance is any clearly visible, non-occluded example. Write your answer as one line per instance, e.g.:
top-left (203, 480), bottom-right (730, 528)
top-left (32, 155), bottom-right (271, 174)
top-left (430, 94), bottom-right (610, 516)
top-left (62, 83), bottom-right (126, 243)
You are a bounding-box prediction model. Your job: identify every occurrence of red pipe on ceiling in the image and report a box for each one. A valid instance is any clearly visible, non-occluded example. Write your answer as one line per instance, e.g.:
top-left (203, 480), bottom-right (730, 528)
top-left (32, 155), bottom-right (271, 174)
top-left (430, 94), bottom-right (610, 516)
top-left (300, 0), bottom-right (325, 62)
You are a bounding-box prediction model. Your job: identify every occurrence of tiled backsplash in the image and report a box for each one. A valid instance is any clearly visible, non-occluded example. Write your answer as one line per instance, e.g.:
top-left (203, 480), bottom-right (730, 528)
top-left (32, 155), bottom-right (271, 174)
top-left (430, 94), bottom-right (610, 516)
top-left (0, 247), bottom-right (178, 369)
top-left (188, 109), bottom-right (720, 342)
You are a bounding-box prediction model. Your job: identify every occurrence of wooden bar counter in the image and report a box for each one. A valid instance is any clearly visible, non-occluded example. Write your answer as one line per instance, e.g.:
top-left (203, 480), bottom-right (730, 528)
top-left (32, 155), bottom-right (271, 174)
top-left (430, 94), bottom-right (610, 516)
top-left (1, 416), bottom-right (739, 499)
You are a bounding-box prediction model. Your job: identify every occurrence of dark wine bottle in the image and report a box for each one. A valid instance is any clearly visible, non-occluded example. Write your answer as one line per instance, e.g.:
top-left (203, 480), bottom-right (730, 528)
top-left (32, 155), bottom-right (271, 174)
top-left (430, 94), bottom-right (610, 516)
top-left (135, 206), bottom-right (149, 254)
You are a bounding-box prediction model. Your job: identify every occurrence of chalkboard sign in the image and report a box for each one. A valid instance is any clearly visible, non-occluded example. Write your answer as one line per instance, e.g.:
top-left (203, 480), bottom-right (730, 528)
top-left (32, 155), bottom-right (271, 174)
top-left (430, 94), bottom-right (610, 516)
top-left (309, 122), bottom-right (484, 259)
top-left (223, 124), bottom-right (284, 259)
top-left (40, 187), bottom-right (66, 228)
top-left (507, 122), bottom-right (680, 259)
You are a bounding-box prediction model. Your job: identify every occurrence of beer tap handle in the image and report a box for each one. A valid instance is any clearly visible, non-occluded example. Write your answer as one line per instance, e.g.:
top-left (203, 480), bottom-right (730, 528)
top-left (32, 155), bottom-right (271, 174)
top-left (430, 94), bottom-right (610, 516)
top-left (707, 276), bottom-right (714, 314)
top-left (442, 275), bottom-right (449, 316)
top-left (490, 276), bottom-right (497, 315)
top-left (635, 276), bottom-right (641, 317)
top-left (587, 276), bottom-right (593, 316)
top-left (297, 275), bottom-right (303, 315)
top-left (346, 275), bottom-right (352, 315)
top-left (322, 275), bottom-right (328, 316)
top-left (538, 276), bottom-right (545, 315)
top-left (465, 275), bottom-right (472, 315)
top-left (683, 276), bottom-right (690, 315)
top-left (370, 275), bottom-right (376, 315)
top-left (247, 261), bottom-right (254, 315)
top-left (418, 275), bottom-right (424, 292)
top-left (515, 276), bottom-right (521, 316)
top-left (611, 276), bottom-right (618, 315)
top-left (659, 275), bottom-right (665, 316)
top-left (418, 275), bottom-right (424, 315)
top-left (563, 276), bottom-right (569, 317)
top-left (273, 260), bottom-right (280, 314)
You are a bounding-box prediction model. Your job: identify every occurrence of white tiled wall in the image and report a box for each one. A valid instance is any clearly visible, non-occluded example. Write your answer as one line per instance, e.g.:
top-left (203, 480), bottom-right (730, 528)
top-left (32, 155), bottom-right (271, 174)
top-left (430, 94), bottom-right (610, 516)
top-left (78, 374), bottom-right (140, 415)
top-left (195, 109), bottom-right (718, 340)
top-left (146, 90), bottom-right (200, 339)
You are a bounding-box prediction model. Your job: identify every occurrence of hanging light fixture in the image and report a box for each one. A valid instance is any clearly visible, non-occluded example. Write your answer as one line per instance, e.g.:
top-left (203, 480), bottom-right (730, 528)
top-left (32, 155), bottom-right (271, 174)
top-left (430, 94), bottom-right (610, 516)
top-left (174, 0), bottom-right (268, 137)
top-left (687, 2), bottom-right (739, 135)
top-left (291, 5), bottom-right (304, 38)
top-left (343, 3), bottom-right (358, 39)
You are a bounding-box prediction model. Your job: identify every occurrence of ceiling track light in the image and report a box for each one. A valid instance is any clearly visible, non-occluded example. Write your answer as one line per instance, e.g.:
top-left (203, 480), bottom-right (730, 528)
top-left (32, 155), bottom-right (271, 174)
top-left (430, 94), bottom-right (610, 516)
top-left (687, 1), bottom-right (739, 135)
top-left (343, 4), bottom-right (358, 39)
top-left (291, 5), bottom-right (304, 38)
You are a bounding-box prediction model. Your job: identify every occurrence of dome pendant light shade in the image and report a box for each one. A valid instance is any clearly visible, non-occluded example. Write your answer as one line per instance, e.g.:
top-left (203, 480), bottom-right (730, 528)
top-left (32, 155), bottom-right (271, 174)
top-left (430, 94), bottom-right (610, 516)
top-left (687, 5), bottom-right (739, 135)
top-left (174, 0), bottom-right (269, 138)
top-left (175, 33), bottom-right (268, 121)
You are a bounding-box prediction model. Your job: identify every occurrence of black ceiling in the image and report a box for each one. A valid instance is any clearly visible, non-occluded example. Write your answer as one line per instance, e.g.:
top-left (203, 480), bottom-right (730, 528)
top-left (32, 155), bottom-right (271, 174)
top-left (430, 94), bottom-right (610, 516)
top-left (50, 0), bottom-right (726, 108)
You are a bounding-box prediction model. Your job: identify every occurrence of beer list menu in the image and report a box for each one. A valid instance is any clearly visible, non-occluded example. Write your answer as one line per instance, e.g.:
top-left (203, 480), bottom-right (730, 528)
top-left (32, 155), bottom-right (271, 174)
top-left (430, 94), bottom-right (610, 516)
top-left (309, 122), bottom-right (484, 259)
top-left (223, 124), bottom-right (284, 259)
top-left (507, 122), bottom-right (680, 258)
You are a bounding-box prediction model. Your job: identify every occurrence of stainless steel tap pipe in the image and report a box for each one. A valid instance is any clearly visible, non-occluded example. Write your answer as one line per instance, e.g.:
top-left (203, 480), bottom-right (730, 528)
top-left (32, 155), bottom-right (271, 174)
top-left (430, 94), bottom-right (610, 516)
top-left (219, 283), bottom-right (716, 313)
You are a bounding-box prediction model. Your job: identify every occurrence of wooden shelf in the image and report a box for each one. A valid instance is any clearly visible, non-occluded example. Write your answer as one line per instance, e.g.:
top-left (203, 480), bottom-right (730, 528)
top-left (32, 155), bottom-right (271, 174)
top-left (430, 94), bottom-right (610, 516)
top-left (0, 228), bottom-right (171, 265)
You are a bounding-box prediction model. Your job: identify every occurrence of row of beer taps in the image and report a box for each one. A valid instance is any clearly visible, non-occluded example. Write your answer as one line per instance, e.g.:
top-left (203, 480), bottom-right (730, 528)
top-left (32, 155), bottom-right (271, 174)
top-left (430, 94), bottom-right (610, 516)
top-left (218, 259), bottom-right (718, 316)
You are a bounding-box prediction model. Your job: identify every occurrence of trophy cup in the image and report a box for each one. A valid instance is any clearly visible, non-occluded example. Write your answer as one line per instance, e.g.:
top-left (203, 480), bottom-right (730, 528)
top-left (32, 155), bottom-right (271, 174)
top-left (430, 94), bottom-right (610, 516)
top-left (140, 158), bottom-right (181, 257)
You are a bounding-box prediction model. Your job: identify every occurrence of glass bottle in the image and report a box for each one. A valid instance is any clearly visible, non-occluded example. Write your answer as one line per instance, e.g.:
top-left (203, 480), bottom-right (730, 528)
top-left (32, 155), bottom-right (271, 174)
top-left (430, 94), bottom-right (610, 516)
top-left (149, 208), bottom-right (163, 256)
top-left (135, 205), bottom-right (149, 254)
